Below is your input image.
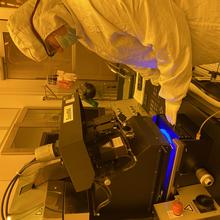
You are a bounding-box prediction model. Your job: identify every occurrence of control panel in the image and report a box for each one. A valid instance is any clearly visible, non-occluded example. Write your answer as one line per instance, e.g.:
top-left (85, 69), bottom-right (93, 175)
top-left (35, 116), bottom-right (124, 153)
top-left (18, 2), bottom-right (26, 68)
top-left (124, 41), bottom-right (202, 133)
top-left (154, 184), bottom-right (220, 220)
top-left (110, 98), bottom-right (149, 120)
top-left (133, 74), bottom-right (165, 116)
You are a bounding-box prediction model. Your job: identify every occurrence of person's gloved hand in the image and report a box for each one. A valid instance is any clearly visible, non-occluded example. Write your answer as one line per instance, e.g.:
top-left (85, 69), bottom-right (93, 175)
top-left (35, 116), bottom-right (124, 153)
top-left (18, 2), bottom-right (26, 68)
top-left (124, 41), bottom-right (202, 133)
top-left (165, 100), bottom-right (182, 125)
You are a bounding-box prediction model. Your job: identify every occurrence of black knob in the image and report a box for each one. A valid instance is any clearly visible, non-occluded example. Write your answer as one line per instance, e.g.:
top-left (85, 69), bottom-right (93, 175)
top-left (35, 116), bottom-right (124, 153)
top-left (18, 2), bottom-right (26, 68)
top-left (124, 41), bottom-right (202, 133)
top-left (195, 195), bottom-right (214, 210)
top-left (83, 83), bottom-right (96, 99)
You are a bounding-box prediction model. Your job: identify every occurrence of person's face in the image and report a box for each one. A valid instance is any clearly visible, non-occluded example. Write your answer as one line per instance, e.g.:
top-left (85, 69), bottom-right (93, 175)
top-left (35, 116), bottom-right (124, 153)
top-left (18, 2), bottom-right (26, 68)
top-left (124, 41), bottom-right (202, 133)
top-left (45, 25), bottom-right (67, 54)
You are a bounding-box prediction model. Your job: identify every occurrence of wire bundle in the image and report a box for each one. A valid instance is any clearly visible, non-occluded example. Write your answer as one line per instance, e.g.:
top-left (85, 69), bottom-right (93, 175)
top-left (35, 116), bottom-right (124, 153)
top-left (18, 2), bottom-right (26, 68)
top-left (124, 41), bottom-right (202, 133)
top-left (1, 159), bottom-right (37, 220)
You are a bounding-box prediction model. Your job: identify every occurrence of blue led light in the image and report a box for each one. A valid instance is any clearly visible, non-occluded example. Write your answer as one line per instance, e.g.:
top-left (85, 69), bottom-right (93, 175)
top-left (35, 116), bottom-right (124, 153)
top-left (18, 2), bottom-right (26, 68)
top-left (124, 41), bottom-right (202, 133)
top-left (160, 128), bottom-right (176, 193)
top-left (153, 115), bottom-right (179, 140)
top-left (153, 115), bottom-right (179, 197)
top-left (160, 129), bottom-right (173, 145)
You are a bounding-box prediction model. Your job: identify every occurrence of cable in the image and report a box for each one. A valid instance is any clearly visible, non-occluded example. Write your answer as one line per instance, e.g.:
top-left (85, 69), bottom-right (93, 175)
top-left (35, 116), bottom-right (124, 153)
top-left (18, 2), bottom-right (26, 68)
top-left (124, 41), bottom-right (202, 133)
top-left (196, 110), bottom-right (220, 140)
top-left (122, 149), bottom-right (137, 172)
top-left (94, 180), bottom-right (112, 215)
top-left (62, 180), bottom-right (66, 220)
top-left (1, 158), bottom-right (37, 220)
top-left (1, 176), bottom-right (17, 220)
top-left (1, 155), bottom-right (63, 219)
top-left (5, 177), bottom-right (19, 218)
top-left (6, 159), bottom-right (37, 218)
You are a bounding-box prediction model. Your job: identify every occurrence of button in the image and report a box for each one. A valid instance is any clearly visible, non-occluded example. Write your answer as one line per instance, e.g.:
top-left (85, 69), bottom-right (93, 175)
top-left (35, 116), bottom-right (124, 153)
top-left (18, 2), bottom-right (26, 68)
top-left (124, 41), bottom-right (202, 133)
top-left (172, 200), bottom-right (183, 216)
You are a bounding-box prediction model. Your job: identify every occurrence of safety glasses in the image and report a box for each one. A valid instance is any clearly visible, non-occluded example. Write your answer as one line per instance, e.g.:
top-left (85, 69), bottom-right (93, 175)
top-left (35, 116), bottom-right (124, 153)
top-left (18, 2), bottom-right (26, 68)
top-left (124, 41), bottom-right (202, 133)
top-left (30, 0), bottom-right (55, 57)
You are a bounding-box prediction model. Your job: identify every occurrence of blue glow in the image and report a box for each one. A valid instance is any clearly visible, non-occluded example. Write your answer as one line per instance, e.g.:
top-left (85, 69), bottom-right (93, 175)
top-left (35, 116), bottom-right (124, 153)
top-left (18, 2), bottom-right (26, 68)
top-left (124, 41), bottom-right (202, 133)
top-left (160, 129), bottom-right (173, 145)
top-left (153, 115), bottom-right (179, 197)
top-left (160, 129), bottom-right (176, 193)
top-left (153, 115), bottom-right (179, 140)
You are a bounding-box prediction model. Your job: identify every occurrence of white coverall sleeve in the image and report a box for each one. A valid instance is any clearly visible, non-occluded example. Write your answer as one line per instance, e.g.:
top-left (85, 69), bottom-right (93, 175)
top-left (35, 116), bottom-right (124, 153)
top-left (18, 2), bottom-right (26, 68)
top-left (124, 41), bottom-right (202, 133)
top-left (128, 0), bottom-right (192, 124)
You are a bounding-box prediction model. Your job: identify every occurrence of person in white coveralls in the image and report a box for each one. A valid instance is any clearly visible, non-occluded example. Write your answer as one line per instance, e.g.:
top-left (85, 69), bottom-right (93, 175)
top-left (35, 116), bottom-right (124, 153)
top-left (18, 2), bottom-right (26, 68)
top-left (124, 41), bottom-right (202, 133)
top-left (7, 0), bottom-right (220, 125)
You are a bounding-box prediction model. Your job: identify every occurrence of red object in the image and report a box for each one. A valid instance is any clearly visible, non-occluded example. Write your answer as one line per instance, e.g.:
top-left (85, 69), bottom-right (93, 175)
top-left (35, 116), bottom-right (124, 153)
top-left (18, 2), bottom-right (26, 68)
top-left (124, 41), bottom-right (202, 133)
top-left (172, 200), bottom-right (183, 216)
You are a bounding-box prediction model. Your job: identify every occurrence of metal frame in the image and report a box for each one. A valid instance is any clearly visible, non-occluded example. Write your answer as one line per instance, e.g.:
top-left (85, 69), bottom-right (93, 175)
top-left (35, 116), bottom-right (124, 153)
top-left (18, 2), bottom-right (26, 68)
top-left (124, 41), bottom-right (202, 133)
top-left (1, 106), bottom-right (61, 154)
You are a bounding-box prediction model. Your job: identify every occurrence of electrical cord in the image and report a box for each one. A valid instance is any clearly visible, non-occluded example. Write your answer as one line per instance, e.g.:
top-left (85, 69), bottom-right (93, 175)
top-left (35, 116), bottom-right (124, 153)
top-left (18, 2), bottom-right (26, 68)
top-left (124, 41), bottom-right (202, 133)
top-left (62, 180), bottom-right (66, 220)
top-left (10, 187), bottom-right (65, 215)
top-left (3, 158), bottom-right (37, 219)
top-left (196, 110), bottom-right (220, 140)
top-left (94, 180), bottom-right (112, 215)
top-left (5, 176), bottom-right (19, 218)
top-left (1, 158), bottom-right (37, 220)
top-left (122, 150), bottom-right (137, 172)
top-left (1, 176), bottom-right (17, 220)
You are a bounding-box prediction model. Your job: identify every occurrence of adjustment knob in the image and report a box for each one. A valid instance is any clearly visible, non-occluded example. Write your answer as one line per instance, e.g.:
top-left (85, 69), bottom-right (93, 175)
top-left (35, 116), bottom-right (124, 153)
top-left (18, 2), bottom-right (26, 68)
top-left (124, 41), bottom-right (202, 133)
top-left (195, 194), bottom-right (214, 210)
